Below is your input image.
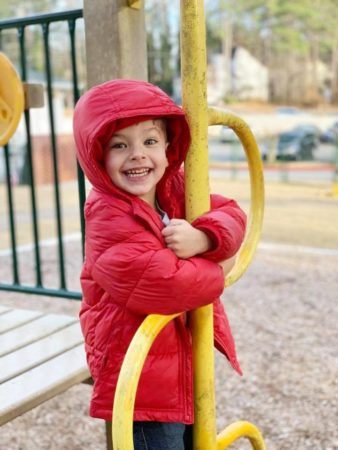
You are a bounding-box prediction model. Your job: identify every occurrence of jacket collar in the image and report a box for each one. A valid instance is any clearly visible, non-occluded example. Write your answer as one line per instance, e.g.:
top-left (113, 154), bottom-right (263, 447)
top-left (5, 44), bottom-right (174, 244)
top-left (132, 199), bottom-right (166, 244)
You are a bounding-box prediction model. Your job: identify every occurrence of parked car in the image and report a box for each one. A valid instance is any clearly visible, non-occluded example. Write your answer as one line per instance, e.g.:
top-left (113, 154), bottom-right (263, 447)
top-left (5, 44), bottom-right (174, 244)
top-left (320, 121), bottom-right (338, 143)
top-left (276, 106), bottom-right (302, 115)
top-left (296, 124), bottom-right (322, 138)
top-left (275, 125), bottom-right (319, 161)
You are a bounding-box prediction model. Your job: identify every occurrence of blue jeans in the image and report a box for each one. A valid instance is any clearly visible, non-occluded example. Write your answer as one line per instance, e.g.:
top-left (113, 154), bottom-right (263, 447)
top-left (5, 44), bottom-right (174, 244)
top-left (133, 422), bottom-right (193, 450)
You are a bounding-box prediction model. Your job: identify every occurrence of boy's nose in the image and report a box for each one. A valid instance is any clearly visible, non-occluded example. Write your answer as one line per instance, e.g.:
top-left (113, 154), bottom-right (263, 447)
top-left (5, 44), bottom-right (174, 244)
top-left (130, 146), bottom-right (146, 160)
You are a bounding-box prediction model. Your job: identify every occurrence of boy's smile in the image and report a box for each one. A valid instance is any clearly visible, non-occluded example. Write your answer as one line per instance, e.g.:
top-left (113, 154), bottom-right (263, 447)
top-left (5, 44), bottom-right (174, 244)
top-left (104, 119), bottom-right (169, 208)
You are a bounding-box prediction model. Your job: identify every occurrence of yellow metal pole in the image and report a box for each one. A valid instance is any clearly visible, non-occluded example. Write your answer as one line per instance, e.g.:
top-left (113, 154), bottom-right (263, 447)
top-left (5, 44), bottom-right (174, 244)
top-left (180, 2), bottom-right (216, 449)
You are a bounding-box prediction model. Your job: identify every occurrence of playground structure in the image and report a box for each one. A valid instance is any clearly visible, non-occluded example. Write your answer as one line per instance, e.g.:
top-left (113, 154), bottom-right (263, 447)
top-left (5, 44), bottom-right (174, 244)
top-left (112, 2), bottom-right (265, 449)
top-left (0, 1), bottom-right (265, 449)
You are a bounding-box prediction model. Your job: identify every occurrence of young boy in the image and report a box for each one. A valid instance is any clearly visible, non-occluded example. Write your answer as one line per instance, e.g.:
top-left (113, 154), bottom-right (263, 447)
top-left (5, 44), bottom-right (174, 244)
top-left (73, 79), bottom-right (246, 450)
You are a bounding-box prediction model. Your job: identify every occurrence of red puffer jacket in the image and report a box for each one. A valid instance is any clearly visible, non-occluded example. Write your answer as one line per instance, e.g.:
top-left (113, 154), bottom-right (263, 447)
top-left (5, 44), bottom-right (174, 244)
top-left (73, 80), bottom-right (246, 424)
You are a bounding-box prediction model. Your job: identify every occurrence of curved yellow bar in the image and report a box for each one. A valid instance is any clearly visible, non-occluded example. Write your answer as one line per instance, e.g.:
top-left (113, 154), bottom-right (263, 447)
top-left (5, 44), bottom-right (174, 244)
top-left (0, 52), bottom-right (24, 147)
top-left (208, 108), bottom-right (265, 286)
top-left (217, 421), bottom-right (266, 450)
top-left (112, 313), bottom-right (179, 449)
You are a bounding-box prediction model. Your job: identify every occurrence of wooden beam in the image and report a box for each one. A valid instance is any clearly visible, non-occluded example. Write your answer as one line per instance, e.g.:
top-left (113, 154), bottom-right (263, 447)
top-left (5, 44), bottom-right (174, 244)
top-left (83, 0), bottom-right (147, 87)
top-left (23, 83), bottom-right (44, 109)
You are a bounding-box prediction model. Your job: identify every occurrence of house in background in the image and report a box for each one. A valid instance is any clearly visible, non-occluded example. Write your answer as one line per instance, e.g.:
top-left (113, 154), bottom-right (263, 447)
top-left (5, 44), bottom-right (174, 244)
top-left (207, 46), bottom-right (269, 104)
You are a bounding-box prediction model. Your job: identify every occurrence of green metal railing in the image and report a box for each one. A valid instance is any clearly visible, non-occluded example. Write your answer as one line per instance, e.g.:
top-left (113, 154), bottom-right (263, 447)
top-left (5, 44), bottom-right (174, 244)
top-left (0, 10), bottom-right (85, 300)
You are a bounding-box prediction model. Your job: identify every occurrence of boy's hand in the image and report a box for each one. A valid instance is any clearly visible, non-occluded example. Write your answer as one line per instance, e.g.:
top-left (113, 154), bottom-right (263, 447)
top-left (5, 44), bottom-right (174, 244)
top-left (162, 219), bottom-right (212, 259)
top-left (218, 255), bottom-right (237, 277)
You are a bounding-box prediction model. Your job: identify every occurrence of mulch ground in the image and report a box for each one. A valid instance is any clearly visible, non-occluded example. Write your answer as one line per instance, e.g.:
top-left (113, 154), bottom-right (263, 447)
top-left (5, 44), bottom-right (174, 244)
top-left (1, 243), bottom-right (337, 450)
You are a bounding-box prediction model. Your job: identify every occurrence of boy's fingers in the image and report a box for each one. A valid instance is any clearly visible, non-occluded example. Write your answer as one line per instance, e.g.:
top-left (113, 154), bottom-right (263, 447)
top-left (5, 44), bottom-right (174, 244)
top-left (168, 218), bottom-right (185, 226)
top-left (162, 226), bottom-right (183, 237)
top-left (167, 243), bottom-right (178, 252)
top-left (162, 227), bottom-right (176, 236)
top-left (164, 233), bottom-right (180, 244)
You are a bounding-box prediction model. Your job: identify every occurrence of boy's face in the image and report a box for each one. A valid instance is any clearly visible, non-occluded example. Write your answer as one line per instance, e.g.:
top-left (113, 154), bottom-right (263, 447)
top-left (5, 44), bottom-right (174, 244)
top-left (104, 119), bottom-right (169, 207)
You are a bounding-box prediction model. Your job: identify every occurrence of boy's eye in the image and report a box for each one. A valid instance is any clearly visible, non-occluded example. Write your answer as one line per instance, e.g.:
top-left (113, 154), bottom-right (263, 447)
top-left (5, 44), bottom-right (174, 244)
top-left (145, 138), bottom-right (157, 145)
top-left (110, 142), bottom-right (127, 149)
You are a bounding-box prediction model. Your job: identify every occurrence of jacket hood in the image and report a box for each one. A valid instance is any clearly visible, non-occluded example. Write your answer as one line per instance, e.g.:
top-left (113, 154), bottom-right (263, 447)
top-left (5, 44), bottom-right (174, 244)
top-left (73, 79), bottom-right (191, 197)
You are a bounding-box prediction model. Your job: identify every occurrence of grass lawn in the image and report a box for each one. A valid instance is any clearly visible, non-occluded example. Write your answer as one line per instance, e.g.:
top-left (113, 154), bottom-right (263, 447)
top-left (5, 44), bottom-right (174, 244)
top-left (1, 178), bottom-right (337, 250)
top-left (211, 178), bottom-right (338, 249)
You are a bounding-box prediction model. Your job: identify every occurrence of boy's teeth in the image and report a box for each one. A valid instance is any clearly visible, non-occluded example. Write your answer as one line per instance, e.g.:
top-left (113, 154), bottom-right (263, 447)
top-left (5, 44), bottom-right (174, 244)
top-left (125, 168), bottom-right (150, 177)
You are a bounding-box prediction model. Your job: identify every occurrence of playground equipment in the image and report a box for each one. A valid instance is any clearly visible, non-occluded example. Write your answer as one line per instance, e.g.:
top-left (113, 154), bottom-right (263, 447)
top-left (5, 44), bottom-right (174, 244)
top-left (0, 52), bottom-right (24, 147)
top-left (113, 1), bottom-right (265, 450)
top-left (0, 51), bottom-right (44, 148)
top-left (0, 3), bottom-right (265, 448)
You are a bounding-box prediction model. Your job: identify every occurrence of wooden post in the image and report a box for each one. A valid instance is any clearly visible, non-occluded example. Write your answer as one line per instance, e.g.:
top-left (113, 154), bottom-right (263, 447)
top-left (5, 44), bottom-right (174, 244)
top-left (83, 0), bottom-right (147, 87)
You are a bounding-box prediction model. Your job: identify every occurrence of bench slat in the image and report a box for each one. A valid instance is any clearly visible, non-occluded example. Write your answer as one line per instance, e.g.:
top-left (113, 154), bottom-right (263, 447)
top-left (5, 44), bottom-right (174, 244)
top-left (0, 314), bottom-right (76, 356)
top-left (0, 309), bottom-right (43, 333)
top-left (0, 322), bottom-right (84, 383)
top-left (0, 345), bottom-right (90, 426)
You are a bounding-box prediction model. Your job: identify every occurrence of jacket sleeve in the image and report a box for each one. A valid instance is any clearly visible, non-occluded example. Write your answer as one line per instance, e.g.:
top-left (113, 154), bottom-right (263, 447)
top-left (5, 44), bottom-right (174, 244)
top-left (91, 234), bottom-right (225, 316)
top-left (191, 194), bottom-right (247, 262)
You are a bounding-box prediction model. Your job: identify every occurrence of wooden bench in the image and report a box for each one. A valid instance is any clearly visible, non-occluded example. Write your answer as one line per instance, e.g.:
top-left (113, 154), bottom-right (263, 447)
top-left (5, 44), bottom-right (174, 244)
top-left (0, 304), bottom-right (99, 438)
top-left (0, 304), bottom-right (90, 425)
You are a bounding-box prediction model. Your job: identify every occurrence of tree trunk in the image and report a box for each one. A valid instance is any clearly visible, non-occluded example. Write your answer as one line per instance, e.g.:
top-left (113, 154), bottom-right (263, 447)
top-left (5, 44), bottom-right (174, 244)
top-left (222, 17), bottom-right (233, 97)
top-left (331, 35), bottom-right (338, 104)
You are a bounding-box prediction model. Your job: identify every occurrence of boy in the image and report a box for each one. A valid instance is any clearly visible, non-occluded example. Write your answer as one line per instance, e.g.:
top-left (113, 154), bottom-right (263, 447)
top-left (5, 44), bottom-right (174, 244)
top-left (73, 79), bottom-right (246, 450)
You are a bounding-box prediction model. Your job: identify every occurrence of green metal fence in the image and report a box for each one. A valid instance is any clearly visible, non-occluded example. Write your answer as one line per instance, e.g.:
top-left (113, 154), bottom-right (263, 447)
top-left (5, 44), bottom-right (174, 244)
top-left (0, 10), bottom-right (85, 300)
